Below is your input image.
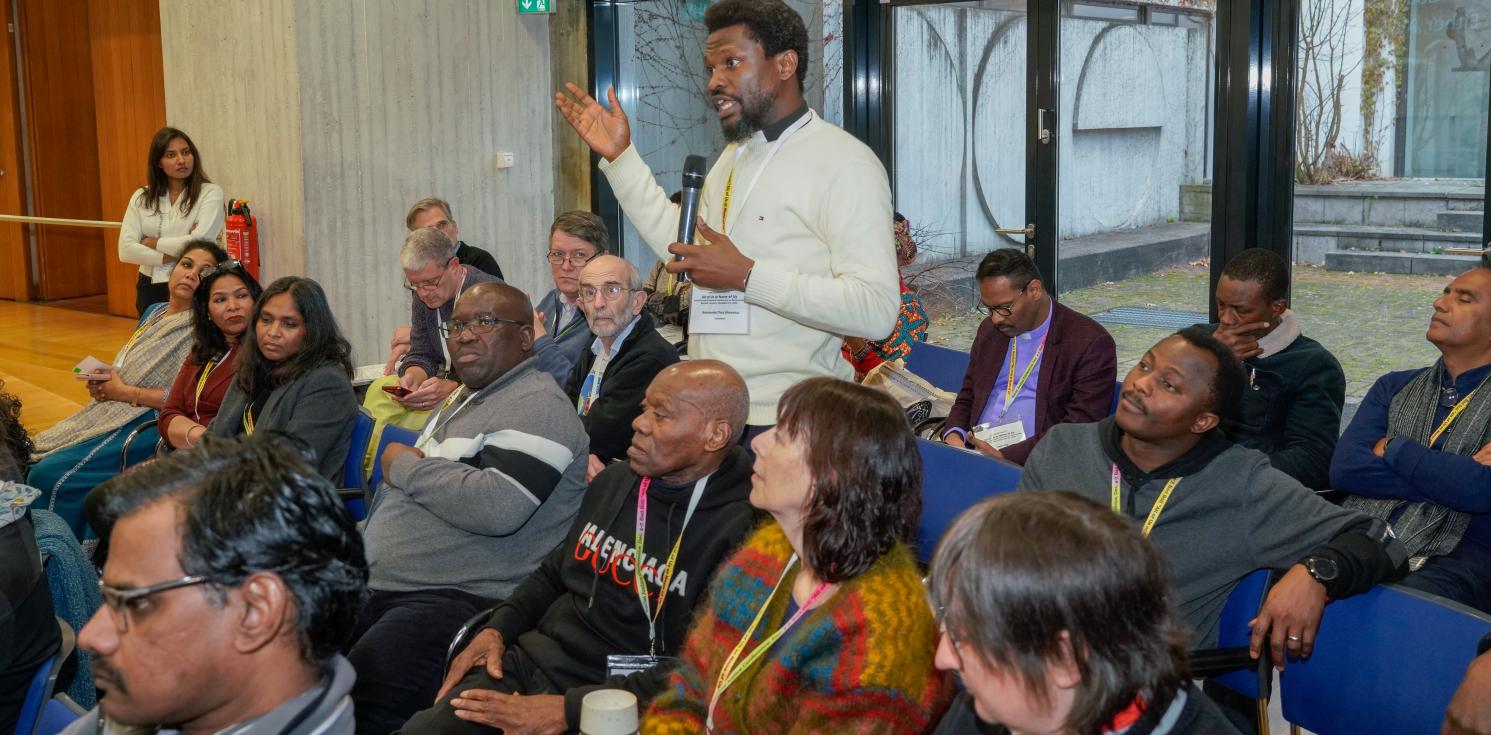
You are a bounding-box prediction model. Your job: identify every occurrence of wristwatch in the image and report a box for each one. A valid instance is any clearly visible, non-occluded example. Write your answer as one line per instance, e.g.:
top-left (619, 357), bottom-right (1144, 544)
top-left (1304, 556), bottom-right (1339, 586)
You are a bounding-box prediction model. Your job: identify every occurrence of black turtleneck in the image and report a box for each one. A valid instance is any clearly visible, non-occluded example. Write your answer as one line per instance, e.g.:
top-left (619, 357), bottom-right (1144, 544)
top-left (762, 103), bottom-right (810, 141)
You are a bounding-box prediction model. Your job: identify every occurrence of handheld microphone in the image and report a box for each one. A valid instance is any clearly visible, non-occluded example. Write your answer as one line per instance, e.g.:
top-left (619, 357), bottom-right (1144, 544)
top-left (675, 155), bottom-right (706, 282)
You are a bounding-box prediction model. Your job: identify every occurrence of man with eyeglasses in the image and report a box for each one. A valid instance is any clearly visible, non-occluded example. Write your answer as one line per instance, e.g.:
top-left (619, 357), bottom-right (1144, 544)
top-left (1332, 264), bottom-right (1491, 615)
top-left (939, 248), bottom-right (1116, 465)
top-left (564, 255), bottom-right (679, 481)
top-left (532, 211), bottom-right (610, 386)
top-left (388, 227), bottom-right (504, 412)
top-left (65, 434), bottom-right (367, 735)
top-left (353, 281), bottom-right (589, 735)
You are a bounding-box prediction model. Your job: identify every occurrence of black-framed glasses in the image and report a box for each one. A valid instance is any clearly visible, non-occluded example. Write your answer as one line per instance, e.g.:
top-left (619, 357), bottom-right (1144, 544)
top-left (98, 575), bottom-right (211, 633)
top-left (578, 284), bottom-right (631, 301)
top-left (200, 259), bottom-right (243, 279)
top-left (546, 250), bottom-right (597, 267)
top-left (403, 263), bottom-right (452, 293)
top-left (440, 314), bottom-right (526, 339)
top-left (983, 282), bottom-right (1032, 318)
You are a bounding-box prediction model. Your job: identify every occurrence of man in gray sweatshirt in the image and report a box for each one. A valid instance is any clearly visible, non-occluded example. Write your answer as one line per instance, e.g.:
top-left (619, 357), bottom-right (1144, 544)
top-left (1020, 327), bottom-right (1406, 656)
top-left (352, 282), bottom-right (590, 735)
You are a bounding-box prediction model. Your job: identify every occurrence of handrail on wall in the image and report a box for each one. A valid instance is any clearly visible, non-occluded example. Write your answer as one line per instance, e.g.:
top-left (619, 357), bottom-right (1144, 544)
top-left (0, 214), bottom-right (122, 229)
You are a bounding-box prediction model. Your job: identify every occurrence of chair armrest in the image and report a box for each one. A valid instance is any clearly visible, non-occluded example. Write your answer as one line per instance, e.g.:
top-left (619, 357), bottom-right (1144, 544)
top-left (118, 418), bottom-right (160, 471)
top-left (1188, 646), bottom-right (1257, 678)
top-left (443, 609), bottom-right (495, 678)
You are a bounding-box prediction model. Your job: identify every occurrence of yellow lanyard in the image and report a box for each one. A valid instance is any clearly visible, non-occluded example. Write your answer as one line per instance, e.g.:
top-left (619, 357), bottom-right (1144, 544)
top-left (116, 308), bottom-right (167, 368)
top-left (632, 475), bottom-right (707, 656)
top-left (706, 554), bottom-right (827, 732)
top-left (999, 337), bottom-right (1046, 418)
top-left (1110, 464), bottom-right (1183, 537)
top-left (192, 351), bottom-right (231, 420)
top-left (721, 169), bottom-right (734, 231)
top-left (241, 404), bottom-right (255, 435)
top-left (1429, 390), bottom-right (1478, 447)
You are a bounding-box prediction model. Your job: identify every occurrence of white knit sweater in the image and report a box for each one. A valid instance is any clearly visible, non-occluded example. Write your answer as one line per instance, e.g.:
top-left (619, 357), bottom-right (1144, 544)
top-left (600, 110), bottom-right (900, 424)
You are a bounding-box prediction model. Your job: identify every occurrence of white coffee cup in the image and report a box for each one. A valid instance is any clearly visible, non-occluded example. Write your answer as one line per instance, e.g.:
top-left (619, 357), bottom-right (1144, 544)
top-left (580, 688), bottom-right (639, 735)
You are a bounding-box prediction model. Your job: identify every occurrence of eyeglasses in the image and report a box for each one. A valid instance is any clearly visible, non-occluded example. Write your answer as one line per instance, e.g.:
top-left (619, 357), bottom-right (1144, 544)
top-left (578, 284), bottom-right (631, 301)
top-left (984, 282), bottom-right (1031, 318)
top-left (440, 314), bottom-right (527, 339)
top-left (98, 575), bottom-right (211, 633)
top-left (546, 250), bottom-right (597, 267)
top-left (199, 259), bottom-right (243, 279)
top-left (404, 264), bottom-right (452, 294)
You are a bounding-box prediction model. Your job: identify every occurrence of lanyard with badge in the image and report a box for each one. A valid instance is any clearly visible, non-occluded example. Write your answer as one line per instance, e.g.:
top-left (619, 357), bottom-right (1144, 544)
top-left (1430, 390), bottom-right (1479, 447)
top-left (416, 385), bottom-right (479, 449)
top-left (972, 336), bottom-right (1047, 450)
top-left (115, 307), bottom-right (169, 370)
top-left (1110, 464), bottom-right (1182, 537)
top-left (691, 112), bottom-right (814, 336)
top-left (631, 475), bottom-right (707, 654)
top-left (706, 553), bottom-right (828, 732)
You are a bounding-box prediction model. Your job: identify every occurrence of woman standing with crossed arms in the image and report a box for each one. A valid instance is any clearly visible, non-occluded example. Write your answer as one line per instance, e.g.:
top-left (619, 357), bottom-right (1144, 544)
top-left (117, 127), bottom-right (225, 314)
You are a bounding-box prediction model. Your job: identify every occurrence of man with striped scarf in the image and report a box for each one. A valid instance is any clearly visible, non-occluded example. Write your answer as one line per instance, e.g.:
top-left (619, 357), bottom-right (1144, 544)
top-left (1332, 265), bottom-right (1491, 614)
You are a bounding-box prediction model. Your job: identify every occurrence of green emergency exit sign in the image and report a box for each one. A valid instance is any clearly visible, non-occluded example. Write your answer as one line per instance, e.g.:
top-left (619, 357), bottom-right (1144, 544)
top-left (518, 0), bottom-right (553, 14)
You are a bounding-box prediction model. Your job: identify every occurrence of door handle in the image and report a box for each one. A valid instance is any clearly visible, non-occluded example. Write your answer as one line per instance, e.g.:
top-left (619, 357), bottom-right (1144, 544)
top-left (995, 224), bottom-right (1036, 240)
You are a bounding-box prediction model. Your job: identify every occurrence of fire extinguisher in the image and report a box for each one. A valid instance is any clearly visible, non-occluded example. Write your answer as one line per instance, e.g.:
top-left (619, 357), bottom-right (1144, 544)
top-left (224, 199), bottom-right (260, 281)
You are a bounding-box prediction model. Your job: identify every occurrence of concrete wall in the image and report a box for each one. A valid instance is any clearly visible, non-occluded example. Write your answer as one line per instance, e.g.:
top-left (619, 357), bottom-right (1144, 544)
top-left (891, 7), bottom-right (1211, 259)
top-left (161, 0), bottom-right (555, 363)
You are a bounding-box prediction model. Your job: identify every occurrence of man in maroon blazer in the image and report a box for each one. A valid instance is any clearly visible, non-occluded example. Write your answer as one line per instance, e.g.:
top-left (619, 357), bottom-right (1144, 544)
top-left (940, 249), bottom-right (1117, 465)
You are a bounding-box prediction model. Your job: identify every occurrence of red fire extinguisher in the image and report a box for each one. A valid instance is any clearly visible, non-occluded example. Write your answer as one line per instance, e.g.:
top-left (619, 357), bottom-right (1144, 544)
top-left (224, 199), bottom-right (260, 280)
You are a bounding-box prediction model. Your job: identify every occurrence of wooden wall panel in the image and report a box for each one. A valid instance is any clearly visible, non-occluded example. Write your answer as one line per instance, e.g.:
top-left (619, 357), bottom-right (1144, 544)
top-left (89, 0), bottom-right (167, 317)
top-left (17, 0), bottom-right (107, 301)
top-left (0, 0), bottom-right (30, 300)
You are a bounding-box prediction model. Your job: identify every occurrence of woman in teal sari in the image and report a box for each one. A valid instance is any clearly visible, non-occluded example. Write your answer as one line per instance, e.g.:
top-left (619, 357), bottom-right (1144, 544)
top-left (27, 240), bottom-right (227, 540)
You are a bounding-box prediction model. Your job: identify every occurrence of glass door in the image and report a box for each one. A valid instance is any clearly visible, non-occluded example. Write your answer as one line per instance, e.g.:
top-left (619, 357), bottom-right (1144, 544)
top-left (1051, 1), bottom-right (1218, 371)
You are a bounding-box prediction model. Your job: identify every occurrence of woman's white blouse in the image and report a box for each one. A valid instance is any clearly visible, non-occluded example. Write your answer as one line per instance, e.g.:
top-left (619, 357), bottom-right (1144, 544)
top-left (117, 182), bottom-right (226, 280)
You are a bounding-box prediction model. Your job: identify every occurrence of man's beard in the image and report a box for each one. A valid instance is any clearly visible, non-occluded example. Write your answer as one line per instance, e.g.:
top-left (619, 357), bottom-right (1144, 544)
top-left (720, 86), bottom-right (778, 142)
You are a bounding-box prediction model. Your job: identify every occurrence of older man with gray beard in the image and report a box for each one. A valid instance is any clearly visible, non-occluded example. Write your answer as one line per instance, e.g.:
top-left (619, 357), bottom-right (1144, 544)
top-left (564, 254), bottom-right (680, 480)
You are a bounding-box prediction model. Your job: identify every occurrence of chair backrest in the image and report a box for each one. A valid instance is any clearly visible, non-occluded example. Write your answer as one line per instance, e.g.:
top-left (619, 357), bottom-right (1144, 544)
top-left (17, 617), bottom-right (74, 735)
top-left (342, 408), bottom-right (377, 492)
top-left (915, 438), bottom-right (1022, 563)
top-left (1280, 583), bottom-right (1491, 734)
top-left (1209, 568), bottom-right (1275, 701)
top-left (367, 423), bottom-right (422, 493)
top-left (904, 342), bottom-right (970, 395)
top-left (34, 696), bottom-right (86, 735)
top-left (33, 511), bottom-right (99, 708)
top-left (1109, 380), bottom-right (1123, 415)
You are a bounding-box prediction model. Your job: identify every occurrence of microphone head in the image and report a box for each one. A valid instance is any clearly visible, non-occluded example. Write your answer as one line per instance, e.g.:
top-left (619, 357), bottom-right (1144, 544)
top-left (681, 155), bottom-right (707, 189)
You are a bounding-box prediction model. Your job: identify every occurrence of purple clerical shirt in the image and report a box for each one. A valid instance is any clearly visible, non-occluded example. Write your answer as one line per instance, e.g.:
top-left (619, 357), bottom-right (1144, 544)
top-left (975, 303), bottom-right (1053, 439)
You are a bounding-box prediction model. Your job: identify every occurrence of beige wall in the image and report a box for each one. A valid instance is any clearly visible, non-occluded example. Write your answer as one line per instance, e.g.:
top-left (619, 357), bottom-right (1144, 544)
top-left (161, 0), bottom-right (556, 363)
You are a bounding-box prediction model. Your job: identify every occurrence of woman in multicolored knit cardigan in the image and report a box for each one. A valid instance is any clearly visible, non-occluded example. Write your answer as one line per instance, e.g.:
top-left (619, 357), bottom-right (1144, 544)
top-left (643, 377), bottom-right (952, 734)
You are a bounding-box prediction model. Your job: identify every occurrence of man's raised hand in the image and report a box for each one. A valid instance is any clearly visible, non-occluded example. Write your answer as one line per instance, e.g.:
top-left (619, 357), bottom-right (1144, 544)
top-left (555, 83), bottom-right (631, 163)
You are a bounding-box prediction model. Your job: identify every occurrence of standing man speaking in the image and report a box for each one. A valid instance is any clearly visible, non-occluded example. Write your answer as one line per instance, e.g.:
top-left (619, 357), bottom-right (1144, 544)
top-left (556, 0), bottom-right (900, 435)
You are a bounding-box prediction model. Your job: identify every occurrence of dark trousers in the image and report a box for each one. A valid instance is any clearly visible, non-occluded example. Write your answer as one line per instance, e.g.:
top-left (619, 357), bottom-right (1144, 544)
top-left (1399, 541), bottom-right (1491, 614)
top-left (398, 646), bottom-right (561, 734)
top-left (134, 273), bottom-right (169, 316)
top-left (348, 588), bottom-right (495, 735)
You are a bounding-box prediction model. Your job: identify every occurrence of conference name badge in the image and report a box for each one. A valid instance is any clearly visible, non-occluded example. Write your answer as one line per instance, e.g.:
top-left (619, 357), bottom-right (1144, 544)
top-left (973, 420), bottom-right (1026, 450)
top-left (606, 654), bottom-right (677, 678)
top-left (690, 288), bottom-right (749, 335)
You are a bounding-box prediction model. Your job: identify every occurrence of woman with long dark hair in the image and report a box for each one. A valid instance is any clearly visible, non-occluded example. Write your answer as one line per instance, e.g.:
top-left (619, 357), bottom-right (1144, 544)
top-left (157, 259), bottom-right (263, 449)
top-left (208, 276), bottom-right (357, 482)
top-left (643, 377), bottom-right (951, 733)
top-left (117, 127), bottom-right (225, 314)
top-left (27, 240), bottom-right (227, 539)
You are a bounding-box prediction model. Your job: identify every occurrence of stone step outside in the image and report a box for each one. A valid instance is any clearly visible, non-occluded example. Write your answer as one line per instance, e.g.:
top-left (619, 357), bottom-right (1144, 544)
top-left (1295, 223), bottom-right (1482, 263)
top-left (1323, 250), bottom-right (1480, 276)
top-left (1437, 210), bottom-right (1484, 231)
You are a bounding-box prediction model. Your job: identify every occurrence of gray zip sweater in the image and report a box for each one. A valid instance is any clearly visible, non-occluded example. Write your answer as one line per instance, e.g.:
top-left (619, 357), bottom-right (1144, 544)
top-left (1020, 418), bottom-right (1405, 647)
top-left (364, 358), bottom-right (589, 601)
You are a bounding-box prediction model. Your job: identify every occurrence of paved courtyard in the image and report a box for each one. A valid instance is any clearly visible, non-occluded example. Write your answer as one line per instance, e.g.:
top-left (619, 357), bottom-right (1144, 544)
top-left (924, 262), bottom-right (1448, 400)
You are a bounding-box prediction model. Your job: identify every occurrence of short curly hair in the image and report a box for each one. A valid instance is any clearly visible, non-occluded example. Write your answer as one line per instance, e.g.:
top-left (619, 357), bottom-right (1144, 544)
top-left (0, 381), bottom-right (34, 482)
top-left (704, 0), bottom-right (809, 89)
